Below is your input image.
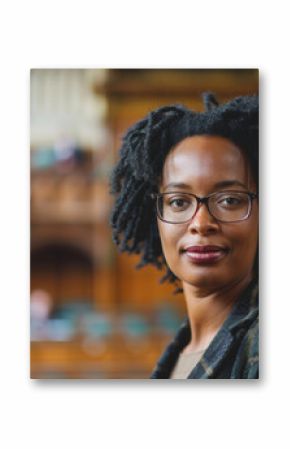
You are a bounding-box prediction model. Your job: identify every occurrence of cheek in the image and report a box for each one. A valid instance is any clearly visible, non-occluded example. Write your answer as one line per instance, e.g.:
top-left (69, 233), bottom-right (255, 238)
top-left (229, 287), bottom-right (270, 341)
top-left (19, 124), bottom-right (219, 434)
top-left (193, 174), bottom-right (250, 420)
top-left (227, 220), bottom-right (258, 267)
top-left (157, 220), bottom-right (181, 262)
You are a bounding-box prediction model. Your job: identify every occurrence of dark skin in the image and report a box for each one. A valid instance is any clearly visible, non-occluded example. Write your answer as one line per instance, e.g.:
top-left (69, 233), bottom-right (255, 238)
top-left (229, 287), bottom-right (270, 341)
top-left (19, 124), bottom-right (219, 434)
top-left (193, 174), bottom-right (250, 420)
top-left (157, 136), bottom-right (258, 354)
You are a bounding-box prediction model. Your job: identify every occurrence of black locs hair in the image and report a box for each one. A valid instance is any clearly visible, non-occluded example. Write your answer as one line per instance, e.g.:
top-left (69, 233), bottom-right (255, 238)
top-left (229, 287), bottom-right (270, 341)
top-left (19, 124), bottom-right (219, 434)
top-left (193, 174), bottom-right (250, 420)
top-left (110, 93), bottom-right (259, 285)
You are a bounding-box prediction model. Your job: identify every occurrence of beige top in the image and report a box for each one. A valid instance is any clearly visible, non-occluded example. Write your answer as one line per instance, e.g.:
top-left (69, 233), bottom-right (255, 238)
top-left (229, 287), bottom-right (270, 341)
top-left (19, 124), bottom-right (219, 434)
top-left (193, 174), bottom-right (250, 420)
top-left (170, 349), bottom-right (206, 379)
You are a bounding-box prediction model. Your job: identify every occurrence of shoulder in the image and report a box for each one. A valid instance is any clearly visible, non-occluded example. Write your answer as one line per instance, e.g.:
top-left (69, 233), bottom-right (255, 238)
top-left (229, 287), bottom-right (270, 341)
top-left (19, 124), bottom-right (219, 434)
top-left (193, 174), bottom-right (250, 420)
top-left (246, 317), bottom-right (259, 377)
top-left (231, 316), bottom-right (259, 379)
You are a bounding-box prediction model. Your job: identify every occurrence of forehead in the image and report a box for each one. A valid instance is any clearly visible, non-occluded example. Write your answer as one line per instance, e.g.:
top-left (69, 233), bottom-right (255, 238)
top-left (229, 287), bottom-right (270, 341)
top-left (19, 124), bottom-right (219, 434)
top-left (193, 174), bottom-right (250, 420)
top-left (161, 135), bottom-right (250, 191)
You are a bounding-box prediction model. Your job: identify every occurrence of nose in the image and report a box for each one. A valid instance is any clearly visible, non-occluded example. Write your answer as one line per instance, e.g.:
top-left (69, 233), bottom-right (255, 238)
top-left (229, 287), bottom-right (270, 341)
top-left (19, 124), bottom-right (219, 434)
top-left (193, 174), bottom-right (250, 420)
top-left (187, 203), bottom-right (220, 235)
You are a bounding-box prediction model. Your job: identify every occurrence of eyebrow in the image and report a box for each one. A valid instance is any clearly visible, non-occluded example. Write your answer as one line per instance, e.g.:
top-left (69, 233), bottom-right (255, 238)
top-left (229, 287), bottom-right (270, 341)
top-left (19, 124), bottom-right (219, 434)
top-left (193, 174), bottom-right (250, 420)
top-left (163, 180), bottom-right (248, 191)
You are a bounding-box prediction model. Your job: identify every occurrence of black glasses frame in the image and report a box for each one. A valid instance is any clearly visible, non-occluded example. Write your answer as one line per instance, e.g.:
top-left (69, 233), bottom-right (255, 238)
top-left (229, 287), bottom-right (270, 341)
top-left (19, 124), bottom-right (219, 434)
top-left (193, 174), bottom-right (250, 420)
top-left (151, 190), bottom-right (258, 224)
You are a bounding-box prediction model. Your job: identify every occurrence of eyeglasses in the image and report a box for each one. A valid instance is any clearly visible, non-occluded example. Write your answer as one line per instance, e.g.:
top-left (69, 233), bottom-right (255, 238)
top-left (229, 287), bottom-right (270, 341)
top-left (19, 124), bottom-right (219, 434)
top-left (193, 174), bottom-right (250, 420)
top-left (151, 190), bottom-right (258, 224)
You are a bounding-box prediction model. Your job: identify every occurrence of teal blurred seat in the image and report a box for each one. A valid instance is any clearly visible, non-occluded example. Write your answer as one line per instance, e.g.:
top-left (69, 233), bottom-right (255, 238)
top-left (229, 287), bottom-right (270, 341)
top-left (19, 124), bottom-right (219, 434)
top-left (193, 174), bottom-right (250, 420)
top-left (120, 313), bottom-right (150, 339)
top-left (82, 312), bottom-right (113, 339)
top-left (154, 305), bottom-right (182, 335)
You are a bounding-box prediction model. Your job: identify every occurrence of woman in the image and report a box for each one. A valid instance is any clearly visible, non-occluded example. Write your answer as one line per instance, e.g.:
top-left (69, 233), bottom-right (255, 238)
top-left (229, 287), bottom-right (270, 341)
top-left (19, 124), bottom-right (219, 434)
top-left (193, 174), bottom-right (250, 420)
top-left (110, 93), bottom-right (259, 379)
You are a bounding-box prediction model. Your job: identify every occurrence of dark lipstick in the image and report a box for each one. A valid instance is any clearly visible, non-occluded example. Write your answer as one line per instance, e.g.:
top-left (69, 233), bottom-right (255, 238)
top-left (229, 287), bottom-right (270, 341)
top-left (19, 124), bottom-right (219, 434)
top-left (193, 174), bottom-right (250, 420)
top-left (183, 245), bottom-right (228, 264)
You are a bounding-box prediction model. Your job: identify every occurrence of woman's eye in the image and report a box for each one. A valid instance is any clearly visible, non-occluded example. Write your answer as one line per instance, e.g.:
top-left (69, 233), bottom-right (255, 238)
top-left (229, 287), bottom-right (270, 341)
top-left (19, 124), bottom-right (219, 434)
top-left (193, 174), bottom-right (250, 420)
top-left (218, 196), bottom-right (242, 207)
top-left (168, 197), bottom-right (190, 210)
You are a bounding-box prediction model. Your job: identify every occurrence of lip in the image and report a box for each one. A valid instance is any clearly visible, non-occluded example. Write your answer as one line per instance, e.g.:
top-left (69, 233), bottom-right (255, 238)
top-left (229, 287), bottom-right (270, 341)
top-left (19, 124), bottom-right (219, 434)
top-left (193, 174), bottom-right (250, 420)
top-left (182, 245), bottom-right (228, 264)
top-left (184, 245), bottom-right (227, 252)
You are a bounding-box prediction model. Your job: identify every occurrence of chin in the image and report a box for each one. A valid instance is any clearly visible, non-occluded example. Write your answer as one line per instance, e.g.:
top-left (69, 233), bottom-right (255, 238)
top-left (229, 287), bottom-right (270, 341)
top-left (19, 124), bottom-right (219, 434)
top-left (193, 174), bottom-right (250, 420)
top-left (175, 263), bottom-right (231, 290)
top-left (183, 274), bottom-right (223, 290)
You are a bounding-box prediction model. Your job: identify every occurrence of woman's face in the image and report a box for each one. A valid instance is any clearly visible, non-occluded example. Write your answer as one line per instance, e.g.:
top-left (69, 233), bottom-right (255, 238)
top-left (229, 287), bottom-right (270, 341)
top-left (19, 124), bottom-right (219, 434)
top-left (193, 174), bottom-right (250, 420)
top-left (157, 135), bottom-right (258, 291)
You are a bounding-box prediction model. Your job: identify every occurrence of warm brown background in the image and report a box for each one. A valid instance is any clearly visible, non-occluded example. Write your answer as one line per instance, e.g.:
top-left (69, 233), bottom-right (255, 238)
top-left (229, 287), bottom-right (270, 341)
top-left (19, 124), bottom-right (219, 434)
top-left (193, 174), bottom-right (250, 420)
top-left (30, 69), bottom-right (258, 378)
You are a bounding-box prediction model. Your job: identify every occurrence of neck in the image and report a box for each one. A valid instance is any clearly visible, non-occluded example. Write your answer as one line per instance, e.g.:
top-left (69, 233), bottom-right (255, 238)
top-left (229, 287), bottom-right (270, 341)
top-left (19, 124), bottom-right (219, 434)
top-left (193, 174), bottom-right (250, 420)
top-left (181, 273), bottom-right (253, 353)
